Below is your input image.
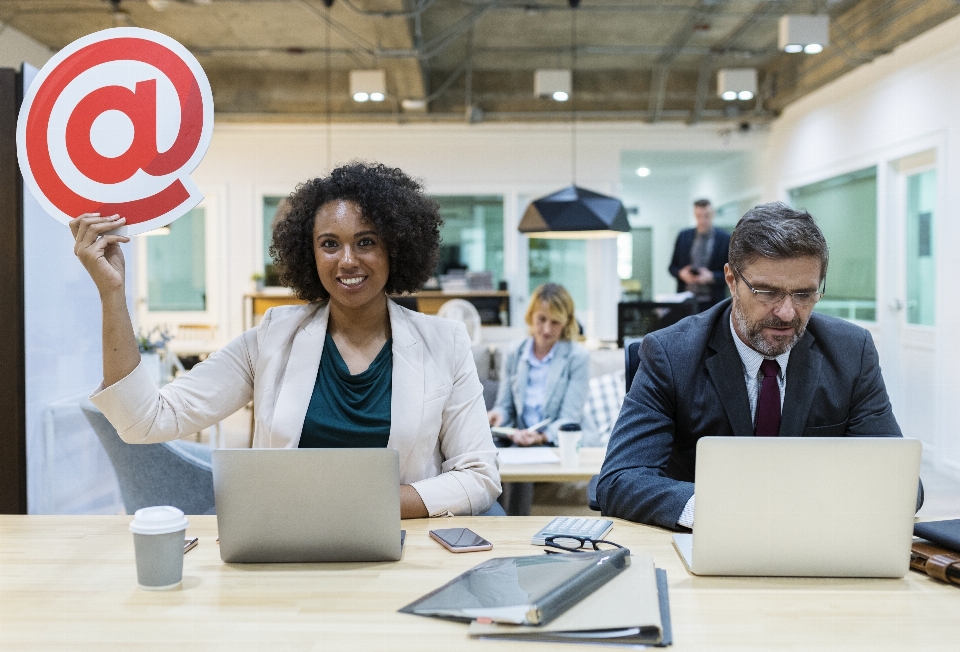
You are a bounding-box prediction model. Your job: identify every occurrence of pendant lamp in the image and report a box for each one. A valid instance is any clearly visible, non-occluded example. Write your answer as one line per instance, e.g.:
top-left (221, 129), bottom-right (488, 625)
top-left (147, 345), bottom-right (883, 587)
top-left (519, 3), bottom-right (629, 239)
top-left (519, 185), bottom-right (630, 239)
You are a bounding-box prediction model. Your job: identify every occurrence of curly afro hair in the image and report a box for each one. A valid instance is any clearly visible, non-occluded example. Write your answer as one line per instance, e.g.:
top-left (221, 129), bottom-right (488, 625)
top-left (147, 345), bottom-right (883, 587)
top-left (270, 162), bottom-right (442, 303)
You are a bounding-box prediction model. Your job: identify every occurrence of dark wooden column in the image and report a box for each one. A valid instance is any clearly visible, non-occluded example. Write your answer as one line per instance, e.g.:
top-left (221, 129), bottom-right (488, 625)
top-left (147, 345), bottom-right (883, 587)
top-left (0, 67), bottom-right (26, 514)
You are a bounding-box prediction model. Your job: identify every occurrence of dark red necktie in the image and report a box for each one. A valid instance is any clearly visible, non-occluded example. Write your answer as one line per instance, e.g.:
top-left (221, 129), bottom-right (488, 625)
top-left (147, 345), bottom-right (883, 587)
top-left (755, 359), bottom-right (781, 437)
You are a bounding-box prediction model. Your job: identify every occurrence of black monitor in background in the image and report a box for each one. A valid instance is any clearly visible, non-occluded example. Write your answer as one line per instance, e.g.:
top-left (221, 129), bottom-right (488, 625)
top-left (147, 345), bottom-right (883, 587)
top-left (616, 299), bottom-right (697, 349)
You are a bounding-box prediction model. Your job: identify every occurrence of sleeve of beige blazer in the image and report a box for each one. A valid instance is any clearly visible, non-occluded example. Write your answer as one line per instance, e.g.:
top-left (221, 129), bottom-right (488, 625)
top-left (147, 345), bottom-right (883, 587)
top-left (89, 303), bottom-right (501, 517)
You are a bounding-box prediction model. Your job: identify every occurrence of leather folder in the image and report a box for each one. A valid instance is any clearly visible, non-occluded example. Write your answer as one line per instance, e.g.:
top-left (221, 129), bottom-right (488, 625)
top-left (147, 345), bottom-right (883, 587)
top-left (468, 553), bottom-right (672, 647)
top-left (910, 540), bottom-right (960, 587)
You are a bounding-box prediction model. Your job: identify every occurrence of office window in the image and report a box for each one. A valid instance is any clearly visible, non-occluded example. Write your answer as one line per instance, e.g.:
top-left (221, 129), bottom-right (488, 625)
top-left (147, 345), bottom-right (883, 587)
top-left (618, 227), bottom-right (653, 300)
top-left (433, 196), bottom-right (504, 285)
top-left (262, 196), bottom-right (286, 286)
top-left (905, 169), bottom-right (936, 326)
top-left (528, 239), bottom-right (587, 311)
top-left (789, 167), bottom-right (877, 322)
top-left (147, 208), bottom-right (206, 311)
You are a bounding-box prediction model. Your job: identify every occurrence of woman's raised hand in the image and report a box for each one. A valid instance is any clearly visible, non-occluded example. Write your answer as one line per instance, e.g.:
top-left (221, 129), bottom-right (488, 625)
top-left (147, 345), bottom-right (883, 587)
top-left (70, 214), bottom-right (130, 296)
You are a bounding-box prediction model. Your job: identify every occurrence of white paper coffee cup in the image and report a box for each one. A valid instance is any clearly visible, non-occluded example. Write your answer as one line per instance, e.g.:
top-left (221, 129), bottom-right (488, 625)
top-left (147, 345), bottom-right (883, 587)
top-left (558, 428), bottom-right (582, 468)
top-left (129, 506), bottom-right (189, 590)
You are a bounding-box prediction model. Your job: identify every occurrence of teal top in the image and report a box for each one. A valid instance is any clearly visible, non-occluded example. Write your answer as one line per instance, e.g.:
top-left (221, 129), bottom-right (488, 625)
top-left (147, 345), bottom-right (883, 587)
top-left (299, 332), bottom-right (392, 449)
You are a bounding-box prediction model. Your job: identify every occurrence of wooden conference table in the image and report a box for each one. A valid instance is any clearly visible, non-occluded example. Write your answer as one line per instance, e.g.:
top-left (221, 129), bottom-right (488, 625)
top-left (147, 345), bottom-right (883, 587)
top-left (2, 515), bottom-right (957, 651)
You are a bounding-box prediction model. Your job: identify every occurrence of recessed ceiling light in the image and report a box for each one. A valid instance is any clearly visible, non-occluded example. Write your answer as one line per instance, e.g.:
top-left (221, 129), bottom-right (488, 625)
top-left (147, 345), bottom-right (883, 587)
top-left (552, 91), bottom-right (569, 102)
top-left (721, 91), bottom-right (737, 101)
top-left (353, 92), bottom-right (369, 102)
top-left (784, 44), bottom-right (803, 54)
top-left (635, 167), bottom-right (651, 177)
top-left (369, 92), bottom-right (385, 102)
top-left (804, 43), bottom-right (823, 54)
top-left (737, 91), bottom-right (754, 101)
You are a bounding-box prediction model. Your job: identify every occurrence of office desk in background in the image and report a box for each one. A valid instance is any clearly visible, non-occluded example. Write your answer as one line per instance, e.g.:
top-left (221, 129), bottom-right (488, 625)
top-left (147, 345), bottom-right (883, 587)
top-left (1, 515), bottom-right (956, 651)
top-left (498, 446), bottom-right (605, 483)
top-left (244, 290), bottom-right (511, 329)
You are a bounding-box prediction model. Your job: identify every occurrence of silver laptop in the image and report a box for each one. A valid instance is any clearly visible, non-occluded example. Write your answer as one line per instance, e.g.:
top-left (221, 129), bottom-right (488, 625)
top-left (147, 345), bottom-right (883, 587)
top-left (213, 449), bottom-right (402, 563)
top-left (672, 437), bottom-right (921, 577)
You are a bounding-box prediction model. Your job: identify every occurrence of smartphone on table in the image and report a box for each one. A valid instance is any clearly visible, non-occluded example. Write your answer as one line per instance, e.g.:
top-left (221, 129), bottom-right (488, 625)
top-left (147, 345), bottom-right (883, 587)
top-left (429, 528), bottom-right (493, 553)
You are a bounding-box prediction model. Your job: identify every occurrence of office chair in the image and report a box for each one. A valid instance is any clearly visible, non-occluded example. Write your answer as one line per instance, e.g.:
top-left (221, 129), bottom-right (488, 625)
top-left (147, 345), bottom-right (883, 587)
top-left (624, 337), bottom-right (644, 393)
top-left (80, 400), bottom-right (216, 515)
top-left (437, 299), bottom-right (483, 345)
top-left (586, 337), bottom-right (644, 512)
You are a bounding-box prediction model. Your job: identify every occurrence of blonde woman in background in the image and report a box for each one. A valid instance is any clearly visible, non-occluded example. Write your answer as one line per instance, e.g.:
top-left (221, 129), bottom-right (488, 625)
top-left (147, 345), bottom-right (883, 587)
top-left (487, 283), bottom-right (595, 447)
top-left (487, 283), bottom-right (594, 514)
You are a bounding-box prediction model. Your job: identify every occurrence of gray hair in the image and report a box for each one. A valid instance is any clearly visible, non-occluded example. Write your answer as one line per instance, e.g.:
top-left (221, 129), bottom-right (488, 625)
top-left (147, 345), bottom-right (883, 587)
top-left (729, 202), bottom-right (829, 282)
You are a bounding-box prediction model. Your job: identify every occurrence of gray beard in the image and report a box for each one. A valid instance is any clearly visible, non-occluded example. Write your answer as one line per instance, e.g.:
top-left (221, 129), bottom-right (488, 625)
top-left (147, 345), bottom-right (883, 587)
top-left (732, 299), bottom-right (807, 357)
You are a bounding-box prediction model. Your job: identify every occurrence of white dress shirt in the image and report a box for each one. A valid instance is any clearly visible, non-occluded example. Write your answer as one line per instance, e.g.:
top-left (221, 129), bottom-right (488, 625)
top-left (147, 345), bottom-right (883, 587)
top-left (676, 317), bottom-right (792, 528)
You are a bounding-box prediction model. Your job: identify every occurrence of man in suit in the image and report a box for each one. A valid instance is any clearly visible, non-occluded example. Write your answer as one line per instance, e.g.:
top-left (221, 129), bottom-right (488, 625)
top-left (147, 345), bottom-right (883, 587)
top-left (668, 199), bottom-right (731, 310)
top-left (598, 202), bottom-right (918, 530)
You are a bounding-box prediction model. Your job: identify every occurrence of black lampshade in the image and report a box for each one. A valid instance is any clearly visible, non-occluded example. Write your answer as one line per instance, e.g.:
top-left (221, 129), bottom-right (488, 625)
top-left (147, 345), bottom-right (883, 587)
top-left (519, 185), bottom-right (630, 238)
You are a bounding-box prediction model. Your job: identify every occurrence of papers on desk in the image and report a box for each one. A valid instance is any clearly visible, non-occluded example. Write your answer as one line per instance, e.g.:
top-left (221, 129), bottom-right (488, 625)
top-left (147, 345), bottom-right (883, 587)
top-left (496, 447), bottom-right (560, 465)
top-left (469, 555), bottom-right (672, 647)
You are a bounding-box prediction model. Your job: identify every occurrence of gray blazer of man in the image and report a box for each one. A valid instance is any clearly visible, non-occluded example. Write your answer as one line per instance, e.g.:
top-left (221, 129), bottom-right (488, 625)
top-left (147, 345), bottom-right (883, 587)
top-left (597, 299), bottom-right (912, 530)
top-left (491, 339), bottom-right (597, 445)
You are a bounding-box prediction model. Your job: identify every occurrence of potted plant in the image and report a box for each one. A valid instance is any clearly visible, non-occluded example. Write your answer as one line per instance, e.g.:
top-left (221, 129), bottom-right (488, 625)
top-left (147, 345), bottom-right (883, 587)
top-left (251, 272), bottom-right (265, 293)
top-left (136, 327), bottom-right (172, 386)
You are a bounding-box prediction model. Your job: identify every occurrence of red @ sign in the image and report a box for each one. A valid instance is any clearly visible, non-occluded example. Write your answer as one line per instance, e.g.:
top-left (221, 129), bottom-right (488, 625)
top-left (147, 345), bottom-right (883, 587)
top-left (17, 28), bottom-right (213, 236)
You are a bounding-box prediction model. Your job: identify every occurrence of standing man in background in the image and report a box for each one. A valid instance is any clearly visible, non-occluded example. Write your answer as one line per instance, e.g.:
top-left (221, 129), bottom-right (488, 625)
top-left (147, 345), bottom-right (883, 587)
top-left (669, 199), bottom-right (731, 311)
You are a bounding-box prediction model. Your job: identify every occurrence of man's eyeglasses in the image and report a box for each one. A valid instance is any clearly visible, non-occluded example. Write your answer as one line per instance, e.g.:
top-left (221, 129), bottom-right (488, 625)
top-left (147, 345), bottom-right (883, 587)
top-left (733, 267), bottom-right (825, 307)
top-left (543, 535), bottom-right (629, 555)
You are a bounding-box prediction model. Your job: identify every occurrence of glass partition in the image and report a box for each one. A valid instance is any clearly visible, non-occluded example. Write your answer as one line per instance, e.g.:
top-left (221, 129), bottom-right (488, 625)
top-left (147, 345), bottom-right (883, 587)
top-left (147, 208), bottom-right (206, 311)
top-left (905, 169), bottom-right (936, 326)
top-left (789, 167), bottom-right (877, 322)
top-left (433, 196), bottom-right (505, 286)
top-left (262, 196), bottom-right (285, 287)
top-left (528, 239), bottom-right (588, 311)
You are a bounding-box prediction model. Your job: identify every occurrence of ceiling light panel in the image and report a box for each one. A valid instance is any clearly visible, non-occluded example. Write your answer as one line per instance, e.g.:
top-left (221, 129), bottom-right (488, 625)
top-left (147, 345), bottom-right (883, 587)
top-left (350, 70), bottom-right (386, 103)
top-left (779, 15), bottom-right (829, 53)
top-left (717, 69), bottom-right (757, 101)
top-left (535, 70), bottom-right (571, 101)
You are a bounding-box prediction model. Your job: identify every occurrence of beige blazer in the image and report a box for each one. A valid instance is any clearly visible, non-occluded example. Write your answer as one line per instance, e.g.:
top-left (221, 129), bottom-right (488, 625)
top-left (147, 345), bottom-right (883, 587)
top-left (90, 301), bottom-right (501, 516)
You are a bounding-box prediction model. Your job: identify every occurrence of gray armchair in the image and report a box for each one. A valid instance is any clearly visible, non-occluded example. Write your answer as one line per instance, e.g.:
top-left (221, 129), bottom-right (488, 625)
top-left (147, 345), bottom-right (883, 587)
top-left (80, 400), bottom-right (216, 515)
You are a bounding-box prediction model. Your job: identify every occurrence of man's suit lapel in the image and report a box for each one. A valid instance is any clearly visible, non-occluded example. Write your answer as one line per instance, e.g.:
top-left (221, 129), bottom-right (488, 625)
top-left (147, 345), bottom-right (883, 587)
top-left (779, 330), bottom-right (820, 438)
top-left (704, 308), bottom-right (754, 437)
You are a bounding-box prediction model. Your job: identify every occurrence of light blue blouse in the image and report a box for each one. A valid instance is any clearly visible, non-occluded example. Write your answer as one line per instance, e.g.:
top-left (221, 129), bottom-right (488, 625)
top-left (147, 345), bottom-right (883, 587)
top-left (521, 338), bottom-right (557, 429)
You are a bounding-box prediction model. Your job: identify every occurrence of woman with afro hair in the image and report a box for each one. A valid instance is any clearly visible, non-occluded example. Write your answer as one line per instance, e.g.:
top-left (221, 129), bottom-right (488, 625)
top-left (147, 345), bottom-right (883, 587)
top-left (73, 162), bottom-right (501, 518)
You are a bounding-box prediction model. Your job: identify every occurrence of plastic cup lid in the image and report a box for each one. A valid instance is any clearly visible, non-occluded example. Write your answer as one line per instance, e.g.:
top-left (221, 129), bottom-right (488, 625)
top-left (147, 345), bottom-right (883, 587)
top-left (129, 505), bottom-right (189, 535)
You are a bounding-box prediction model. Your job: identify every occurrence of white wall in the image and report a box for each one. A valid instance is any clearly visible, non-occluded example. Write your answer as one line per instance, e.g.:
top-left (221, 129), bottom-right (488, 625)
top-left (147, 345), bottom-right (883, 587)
top-left (184, 121), bottom-right (764, 342)
top-left (619, 176), bottom-right (692, 297)
top-left (689, 153), bottom-right (763, 215)
top-left (761, 14), bottom-right (960, 479)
